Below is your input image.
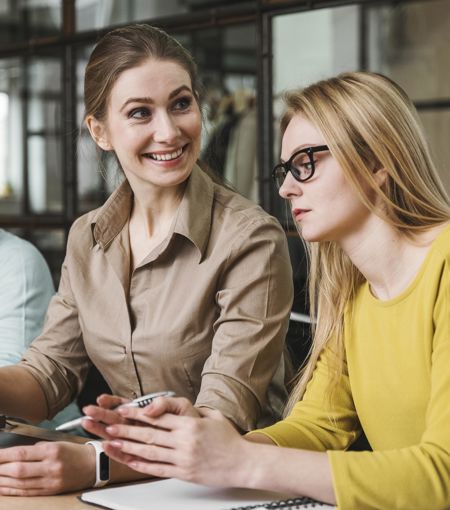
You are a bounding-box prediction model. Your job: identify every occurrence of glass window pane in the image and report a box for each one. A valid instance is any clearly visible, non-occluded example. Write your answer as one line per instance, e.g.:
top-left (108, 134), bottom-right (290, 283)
top-left (76, 45), bottom-right (122, 214)
top-left (27, 56), bottom-right (63, 213)
top-left (194, 24), bottom-right (258, 202)
top-left (367, 0), bottom-right (450, 102)
top-left (272, 6), bottom-right (359, 223)
top-left (0, 0), bottom-right (61, 45)
top-left (273, 6), bottom-right (359, 94)
top-left (28, 135), bottom-right (62, 213)
top-left (29, 228), bottom-right (66, 285)
top-left (0, 58), bottom-right (23, 215)
top-left (76, 0), bottom-right (232, 32)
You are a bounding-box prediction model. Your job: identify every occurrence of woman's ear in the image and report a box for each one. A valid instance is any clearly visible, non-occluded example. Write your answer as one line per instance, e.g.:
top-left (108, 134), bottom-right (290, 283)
top-left (85, 115), bottom-right (112, 151)
top-left (373, 166), bottom-right (388, 188)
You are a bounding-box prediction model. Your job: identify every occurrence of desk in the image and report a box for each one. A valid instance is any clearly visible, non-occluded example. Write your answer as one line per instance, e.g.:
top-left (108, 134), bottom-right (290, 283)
top-left (1, 492), bottom-right (88, 509)
top-left (0, 421), bottom-right (96, 509)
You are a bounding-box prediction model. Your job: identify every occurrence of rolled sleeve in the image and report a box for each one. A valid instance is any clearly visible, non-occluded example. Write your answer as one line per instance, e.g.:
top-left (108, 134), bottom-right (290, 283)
top-left (19, 229), bottom-right (90, 419)
top-left (195, 217), bottom-right (293, 431)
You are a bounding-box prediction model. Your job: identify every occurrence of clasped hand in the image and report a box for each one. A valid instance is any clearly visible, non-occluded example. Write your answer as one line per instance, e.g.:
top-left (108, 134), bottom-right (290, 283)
top-left (96, 396), bottom-right (250, 488)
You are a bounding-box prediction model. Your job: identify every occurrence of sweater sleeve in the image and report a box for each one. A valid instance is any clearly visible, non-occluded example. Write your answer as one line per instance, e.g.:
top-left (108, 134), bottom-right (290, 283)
top-left (251, 345), bottom-right (360, 451)
top-left (328, 269), bottom-right (450, 510)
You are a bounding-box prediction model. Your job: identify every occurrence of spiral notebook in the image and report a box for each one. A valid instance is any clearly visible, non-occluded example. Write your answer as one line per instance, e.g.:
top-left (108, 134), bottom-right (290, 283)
top-left (81, 478), bottom-right (335, 510)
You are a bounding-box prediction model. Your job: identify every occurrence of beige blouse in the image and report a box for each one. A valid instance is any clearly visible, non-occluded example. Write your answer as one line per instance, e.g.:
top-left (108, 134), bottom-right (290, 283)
top-left (21, 165), bottom-right (293, 431)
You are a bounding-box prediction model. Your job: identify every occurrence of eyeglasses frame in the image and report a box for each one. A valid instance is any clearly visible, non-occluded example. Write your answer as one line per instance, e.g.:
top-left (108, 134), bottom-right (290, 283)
top-left (272, 144), bottom-right (329, 187)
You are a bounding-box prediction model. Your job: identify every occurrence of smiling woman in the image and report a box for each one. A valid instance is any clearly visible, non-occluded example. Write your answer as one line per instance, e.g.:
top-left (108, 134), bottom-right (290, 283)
top-left (0, 24), bottom-right (293, 496)
top-left (87, 60), bottom-right (202, 196)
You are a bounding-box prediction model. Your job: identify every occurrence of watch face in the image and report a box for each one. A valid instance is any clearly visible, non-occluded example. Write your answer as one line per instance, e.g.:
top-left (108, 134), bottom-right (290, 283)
top-left (99, 452), bottom-right (109, 481)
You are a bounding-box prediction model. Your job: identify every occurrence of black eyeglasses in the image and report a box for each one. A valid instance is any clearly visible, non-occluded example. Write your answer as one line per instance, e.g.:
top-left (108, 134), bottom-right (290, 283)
top-left (272, 145), bottom-right (329, 189)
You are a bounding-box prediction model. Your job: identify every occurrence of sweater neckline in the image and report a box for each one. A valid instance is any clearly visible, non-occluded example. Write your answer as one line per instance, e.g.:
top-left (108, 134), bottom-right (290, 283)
top-left (365, 222), bottom-right (450, 307)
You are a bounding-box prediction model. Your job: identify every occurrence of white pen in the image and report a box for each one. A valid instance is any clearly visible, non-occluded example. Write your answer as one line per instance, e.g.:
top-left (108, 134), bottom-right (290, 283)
top-left (55, 390), bottom-right (176, 431)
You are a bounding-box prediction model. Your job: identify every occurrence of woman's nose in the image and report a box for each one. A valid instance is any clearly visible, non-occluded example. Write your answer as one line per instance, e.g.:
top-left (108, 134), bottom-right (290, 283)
top-left (279, 171), bottom-right (303, 199)
top-left (153, 113), bottom-right (180, 143)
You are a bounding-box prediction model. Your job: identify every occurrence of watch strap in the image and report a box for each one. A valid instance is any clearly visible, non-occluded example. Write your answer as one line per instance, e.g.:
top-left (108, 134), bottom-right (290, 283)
top-left (86, 440), bottom-right (109, 488)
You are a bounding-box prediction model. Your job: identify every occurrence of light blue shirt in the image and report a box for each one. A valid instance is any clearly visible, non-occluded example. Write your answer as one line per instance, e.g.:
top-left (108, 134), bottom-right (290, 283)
top-left (0, 229), bottom-right (80, 428)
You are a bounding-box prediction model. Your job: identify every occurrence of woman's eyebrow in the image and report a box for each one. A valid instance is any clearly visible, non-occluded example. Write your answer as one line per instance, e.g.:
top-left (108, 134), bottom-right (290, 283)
top-left (119, 85), bottom-right (192, 112)
top-left (168, 84), bottom-right (192, 99)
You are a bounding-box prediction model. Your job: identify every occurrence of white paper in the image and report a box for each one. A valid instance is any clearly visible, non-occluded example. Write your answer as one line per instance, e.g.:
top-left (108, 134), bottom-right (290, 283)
top-left (81, 478), bottom-right (335, 510)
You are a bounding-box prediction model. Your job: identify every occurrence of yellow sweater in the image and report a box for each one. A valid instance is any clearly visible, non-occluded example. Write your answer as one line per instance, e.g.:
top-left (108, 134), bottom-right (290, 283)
top-left (257, 225), bottom-right (450, 509)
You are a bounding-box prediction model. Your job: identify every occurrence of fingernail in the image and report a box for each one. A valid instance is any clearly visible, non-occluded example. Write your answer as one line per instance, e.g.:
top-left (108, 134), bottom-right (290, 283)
top-left (106, 426), bottom-right (117, 434)
top-left (110, 440), bottom-right (123, 448)
top-left (118, 407), bottom-right (129, 415)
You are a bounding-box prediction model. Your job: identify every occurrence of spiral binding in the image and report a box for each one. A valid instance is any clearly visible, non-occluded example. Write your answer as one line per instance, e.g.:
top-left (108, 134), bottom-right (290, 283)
top-left (230, 496), bottom-right (331, 509)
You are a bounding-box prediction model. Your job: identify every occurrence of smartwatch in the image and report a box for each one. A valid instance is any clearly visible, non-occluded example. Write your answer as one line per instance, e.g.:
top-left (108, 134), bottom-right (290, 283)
top-left (86, 440), bottom-right (110, 488)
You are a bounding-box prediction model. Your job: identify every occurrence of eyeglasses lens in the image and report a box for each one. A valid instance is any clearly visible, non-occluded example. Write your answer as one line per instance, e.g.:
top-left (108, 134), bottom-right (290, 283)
top-left (291, 152), bottom-right (313, 181)
top-left (273, 167), bottom-right (286, 189)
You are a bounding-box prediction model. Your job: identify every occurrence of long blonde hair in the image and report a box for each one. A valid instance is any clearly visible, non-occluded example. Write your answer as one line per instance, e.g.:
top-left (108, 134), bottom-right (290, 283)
top-left (284, 72), bottom-right (450, 414)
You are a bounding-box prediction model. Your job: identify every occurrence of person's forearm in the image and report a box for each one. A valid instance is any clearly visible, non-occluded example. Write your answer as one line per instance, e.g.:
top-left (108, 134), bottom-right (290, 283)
top-left (110, 457), bottom-right (152, 484)
top-left (197, 406), bottom-right (245, 432)
top-left (236, 441), bottom-right (336, 505)
top-left (245, 431), bottom-right (276, 444)
top-left (0, 365), bottom-right (48, 421)
top-left (80, 443), bottom-right (157, 489)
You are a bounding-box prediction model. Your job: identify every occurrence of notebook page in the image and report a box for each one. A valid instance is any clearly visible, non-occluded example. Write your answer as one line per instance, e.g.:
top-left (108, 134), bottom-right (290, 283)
top-left (81, 478), bottom-right (335, 510)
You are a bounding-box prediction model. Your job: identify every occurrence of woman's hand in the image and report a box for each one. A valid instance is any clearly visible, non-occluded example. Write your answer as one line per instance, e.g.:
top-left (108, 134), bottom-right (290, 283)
top-left (81, 393), bottom-right (131, 439)
top-left (0, 441), bottom-right (95, 496)
top-left (103, 405), bottom-right (249, 488)
top-left (140, 396), bottom-right (201, 419)
top-left (82, 394), bottom-right (200, 439)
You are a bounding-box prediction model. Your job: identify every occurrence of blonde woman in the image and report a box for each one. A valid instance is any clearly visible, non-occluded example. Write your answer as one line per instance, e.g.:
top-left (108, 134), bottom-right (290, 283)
top-left (100, 72), bottom-right (450, 509)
